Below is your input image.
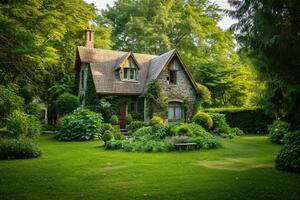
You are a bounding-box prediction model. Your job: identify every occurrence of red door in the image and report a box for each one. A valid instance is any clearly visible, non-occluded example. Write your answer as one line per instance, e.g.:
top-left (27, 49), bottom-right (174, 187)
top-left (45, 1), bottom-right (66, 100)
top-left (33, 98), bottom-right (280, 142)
top-left (118, 104), bottom-right (127, 128)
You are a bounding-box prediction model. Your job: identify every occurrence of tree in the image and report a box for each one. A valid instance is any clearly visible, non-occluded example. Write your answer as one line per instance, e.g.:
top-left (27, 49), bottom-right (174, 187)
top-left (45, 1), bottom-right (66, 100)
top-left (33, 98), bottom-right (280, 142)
top-left (103, 0), bottom-right (260, 107)
top-left (55, 93), bottom-right (80, 115)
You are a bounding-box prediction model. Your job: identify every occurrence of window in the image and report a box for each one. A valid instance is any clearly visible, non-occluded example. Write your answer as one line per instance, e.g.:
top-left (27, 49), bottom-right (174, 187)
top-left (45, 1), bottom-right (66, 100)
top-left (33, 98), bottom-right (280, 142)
top-left (169, 70), bottom-right (177, 84)
top-left (169, 59), bottom-right (180, 85)
top-left (123, 68), bottom-right (137, 80)
top-left (168, 102), bottom-right (182, 120)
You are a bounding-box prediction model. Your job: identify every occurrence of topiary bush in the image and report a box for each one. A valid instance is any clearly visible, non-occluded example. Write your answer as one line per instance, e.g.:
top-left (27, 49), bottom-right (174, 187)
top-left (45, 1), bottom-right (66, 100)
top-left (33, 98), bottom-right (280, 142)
top-left (57, 108), bottom-right (103, 141)
top-left (276, 131), bottom-right (300, 173)
top-left (175, 124), bottom-right (193, 136)
top-left (192, 111), bottom-right (213, 130)
top-left (127, 121), bottom-right (148, 133)
top-left (56, 93), bottom-right (80, 115)
top-left (0, 137), bottom-right (41, 160)
top-left (6, 111), bottom-right (41, 138)
top-left (268, 120), bottom-right (290, 144)
top-left (126, 114), bottom-right (133, 125)
top-left (102, 130), bottom-right (114, 145)
top-left (150, 115), bottom-right (164, 125)
top-left (109, 115), bottom-right (118, 125)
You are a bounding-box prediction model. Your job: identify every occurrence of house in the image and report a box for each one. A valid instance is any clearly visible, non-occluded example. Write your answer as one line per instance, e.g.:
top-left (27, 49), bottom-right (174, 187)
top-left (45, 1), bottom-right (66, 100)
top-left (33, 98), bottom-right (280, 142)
top-left (76, 28), bottom-right (198, 128)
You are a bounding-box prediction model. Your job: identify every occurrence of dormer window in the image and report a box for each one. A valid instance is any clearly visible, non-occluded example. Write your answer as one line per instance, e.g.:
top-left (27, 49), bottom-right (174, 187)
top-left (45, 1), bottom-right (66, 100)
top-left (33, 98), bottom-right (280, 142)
top-left (121, 57), bottom-right (138, 81)
top-left (169, 59), bottom-right (180, 85)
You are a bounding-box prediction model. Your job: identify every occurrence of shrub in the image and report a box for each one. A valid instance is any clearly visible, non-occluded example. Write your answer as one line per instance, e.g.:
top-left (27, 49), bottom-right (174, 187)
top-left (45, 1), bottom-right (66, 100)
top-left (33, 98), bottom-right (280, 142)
top-left (126, 114), bottom-right (133, 125)
top-left (192, 111), bottom-right (213, 130)
top-left (150, 115), bottom-right (164, 125)
top-left (202, 107), bottom-right (273, 134)
top-left (6, 111), bottom-right (41, 138)
top-left (276, 131), bottom-right (300, 173)
top-left (114, 133), bottom-right (124, 140)
top-left (134, 126), bottom-right (152, 138)
top-left (55, 93), bottom-right (80, 115)
top-left (269, 120), bottom-right (289, 144)
top-left (57, 108), bottom-right (103, 141)
top-left (127, 121), bottom-right (148, 133)
top-left (102, 130), bottom-right (114, 145)
top-left (100, 123), bottom-right (119, 135)
top-left (151, 124), bottom-right (168, 139)
top-left (0, 137), bottom-right (41, 159)
top-left (105, 140), bottom-right (123, 150)
top-left (24, 102), bottom-right (42, 119)
top-left (109, 115), bottom-right (118, 125)
top-left (0, 85), bottom-right (24, 120)
top-left (175, 124), bottom-right (193, 136)
top-left (187, 123), bottom-right (210, 137)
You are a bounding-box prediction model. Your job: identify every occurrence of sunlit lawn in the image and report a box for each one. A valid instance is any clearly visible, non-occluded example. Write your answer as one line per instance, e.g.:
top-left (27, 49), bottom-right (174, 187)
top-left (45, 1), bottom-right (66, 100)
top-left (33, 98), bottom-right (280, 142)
top-left (0, 134), bottom-right (299, 200)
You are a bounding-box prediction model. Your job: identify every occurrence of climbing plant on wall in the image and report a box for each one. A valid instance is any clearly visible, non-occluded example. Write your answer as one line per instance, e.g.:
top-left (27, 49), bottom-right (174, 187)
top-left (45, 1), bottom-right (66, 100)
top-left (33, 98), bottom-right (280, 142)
top-left (143, 80), bottom-right (166, 118)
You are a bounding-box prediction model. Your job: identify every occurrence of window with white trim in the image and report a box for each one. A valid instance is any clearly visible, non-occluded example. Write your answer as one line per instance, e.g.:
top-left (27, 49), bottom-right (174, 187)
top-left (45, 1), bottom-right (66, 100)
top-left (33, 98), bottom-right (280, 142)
top-left (122, 57), bottom-right (138, 81)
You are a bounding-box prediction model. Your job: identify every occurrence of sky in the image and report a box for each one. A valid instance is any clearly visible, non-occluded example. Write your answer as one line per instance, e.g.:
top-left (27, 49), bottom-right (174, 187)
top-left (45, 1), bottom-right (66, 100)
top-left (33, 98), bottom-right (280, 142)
top-left (84, 0), bottom-right (237, 30)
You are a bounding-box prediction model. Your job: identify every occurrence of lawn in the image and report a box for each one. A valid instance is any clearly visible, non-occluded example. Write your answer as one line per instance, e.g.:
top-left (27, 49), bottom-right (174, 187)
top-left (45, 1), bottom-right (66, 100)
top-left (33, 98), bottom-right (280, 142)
top-left (0, 134), bottom-right (299, 200)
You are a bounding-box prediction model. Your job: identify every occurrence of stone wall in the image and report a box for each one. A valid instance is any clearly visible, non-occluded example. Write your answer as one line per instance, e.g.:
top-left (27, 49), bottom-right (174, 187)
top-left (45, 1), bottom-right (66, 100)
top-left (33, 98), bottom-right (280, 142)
top-left (156, 59), bottom-right (197, 120)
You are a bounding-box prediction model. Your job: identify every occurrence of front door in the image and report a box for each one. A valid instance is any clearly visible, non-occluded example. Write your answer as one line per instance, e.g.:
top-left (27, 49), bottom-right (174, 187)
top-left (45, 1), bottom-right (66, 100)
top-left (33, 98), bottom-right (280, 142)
top-left (118, 104), bottom-right (127, 128)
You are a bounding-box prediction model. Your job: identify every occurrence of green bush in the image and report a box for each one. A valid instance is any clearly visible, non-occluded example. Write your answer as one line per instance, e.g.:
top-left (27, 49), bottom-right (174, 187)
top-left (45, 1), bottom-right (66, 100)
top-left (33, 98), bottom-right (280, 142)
top-left (0, 85), bottom-right (24, 120)
top-left (192, 111), bottom-right (213, 130)
top-left (150, 115), bottom-right (164, 125)
top-left (7, 111), bottom-right (41, 138)
top-left (175, 124), bottom-right (193, 136)
top-left (276, 131), bottom-right (300, 173)
top-left (134, 126), bottom-right (152, 138)
top-left (100, 123), bottom-right (119, 135)
top-left (127, 121), bottom-right (148, 133)
top-left (57, 108), bottom-right (103, 141)
top-left (0, 137), bottom-right (41, 159)
top-left (105, 140), bottom-right (123, 150)
top-left (25, 102), bottom-right (42, 119)
top-left (109, 115), bottom-right (118, 125)
top-left (56, 93), bottom-right (80, 115)
top-left (187, 123), bottom-right (210, 137)
top-left (114, 133), bottom-right (124, 140)
top-left (208, 112), bottom-right (244, 138)
top-left (102, 130), bottom-right (114, 145)
top-left (269, 120), bottom-right (289, 144)
top-left (202, 107), bottom-right (273, 134)
top-left (187, 136), bottom-right (221, 149)
top-left (126, 114), bottom-right (133, 125)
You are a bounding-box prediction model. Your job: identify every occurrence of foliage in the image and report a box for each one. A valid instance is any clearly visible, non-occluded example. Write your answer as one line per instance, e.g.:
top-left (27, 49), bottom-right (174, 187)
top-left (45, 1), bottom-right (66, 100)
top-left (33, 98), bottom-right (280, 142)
top-left (150, 115), bottom-right (164, 125)
top-left (208, 112), bottom-right (243, 138)
top-left (133, 126), bottom-right (152, 138)
top-left (100, 123), bottom-right (119, 135)
top-left (175, 124), bottom-right (193, 137)
top-left (269, 120), bottom-right (290, 144)
top-left (55, 93), bottom-right (80, 115)
top-left (192, 112), bottom-right (213, 130)
top-left (105, 139), bottom-right (123, 150)
top-left (196, 83), bottom-right (212, 107)
top-left (57, 108), bottom-right (103, 141)
top-left (276, 131), bottom-right (300, 173)
top-left (188, 136), bottom-right (221, 149)
top-left (0, 85), bottom-right (24, 120)
top-left (0, 137), bottom-right (41, 160)
top-left (202, 107), bottom-right (273, 134)
top-left (126, 114), bottom-right (133, 125)
top-left (109, 115), bottom-right (118, 125)
top-left (127, 121), bottom-right (148, 133)
top-left (7, 111), bottom-right (41, 138)
top-left (102, 130), bottom-right (114, 145)
top-left (186, 123), bottom-right (210, 137)
top-left (25, 102), bottom-right (42, 119)
top-left (143, 80), bottom-right (166, 118)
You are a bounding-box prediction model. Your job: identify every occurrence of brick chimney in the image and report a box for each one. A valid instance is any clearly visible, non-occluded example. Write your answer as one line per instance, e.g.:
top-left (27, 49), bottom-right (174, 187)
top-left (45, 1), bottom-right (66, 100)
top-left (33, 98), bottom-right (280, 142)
top-left (85, 24), bottom-right (94, 48)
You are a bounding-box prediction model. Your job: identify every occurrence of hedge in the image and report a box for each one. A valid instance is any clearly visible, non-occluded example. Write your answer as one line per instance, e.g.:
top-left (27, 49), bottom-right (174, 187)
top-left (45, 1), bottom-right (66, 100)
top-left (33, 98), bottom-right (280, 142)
top-left (201, 107), bottom-right (273, 134)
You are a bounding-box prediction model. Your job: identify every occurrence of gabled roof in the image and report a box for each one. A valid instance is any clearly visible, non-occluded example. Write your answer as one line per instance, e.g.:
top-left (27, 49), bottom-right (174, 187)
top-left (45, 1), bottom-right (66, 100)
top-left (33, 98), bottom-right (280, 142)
top-left (77, 46), bottom-right (198, 95)
top-left (114, 52), bottom-right (140, 70)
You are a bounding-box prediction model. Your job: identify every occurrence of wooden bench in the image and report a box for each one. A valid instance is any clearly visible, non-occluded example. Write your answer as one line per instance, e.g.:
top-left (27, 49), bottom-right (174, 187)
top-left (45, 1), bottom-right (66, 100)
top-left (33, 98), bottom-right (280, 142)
top-left (174, 143), bottom-right (197, 151)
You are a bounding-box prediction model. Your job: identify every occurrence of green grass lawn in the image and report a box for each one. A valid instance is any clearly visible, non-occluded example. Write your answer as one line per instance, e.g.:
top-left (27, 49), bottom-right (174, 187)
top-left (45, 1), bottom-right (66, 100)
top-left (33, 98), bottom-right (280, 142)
top-left (0, 135), bottom-right (300, 200)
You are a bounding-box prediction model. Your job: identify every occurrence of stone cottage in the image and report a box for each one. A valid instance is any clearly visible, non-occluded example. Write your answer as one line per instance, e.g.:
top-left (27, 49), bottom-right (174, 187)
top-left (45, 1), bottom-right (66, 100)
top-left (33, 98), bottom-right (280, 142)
top-left (76, 28), bottom-right (198, 128)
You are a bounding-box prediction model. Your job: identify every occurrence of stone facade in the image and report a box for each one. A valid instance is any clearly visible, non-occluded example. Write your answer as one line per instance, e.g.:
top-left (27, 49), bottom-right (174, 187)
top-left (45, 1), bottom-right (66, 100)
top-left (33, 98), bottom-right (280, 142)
top-left (156, 58), bottom-right (197, 121)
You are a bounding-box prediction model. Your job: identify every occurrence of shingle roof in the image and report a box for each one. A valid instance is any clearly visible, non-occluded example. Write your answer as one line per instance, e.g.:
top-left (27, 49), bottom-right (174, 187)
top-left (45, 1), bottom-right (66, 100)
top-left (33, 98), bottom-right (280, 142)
top-left (77, 46), bottom-right (197, 95)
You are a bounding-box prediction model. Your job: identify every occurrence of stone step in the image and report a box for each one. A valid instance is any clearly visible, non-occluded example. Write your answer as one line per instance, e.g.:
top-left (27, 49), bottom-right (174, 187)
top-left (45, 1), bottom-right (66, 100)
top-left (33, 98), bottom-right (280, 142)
top-left (119, 128), bottom-right (129, 135)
